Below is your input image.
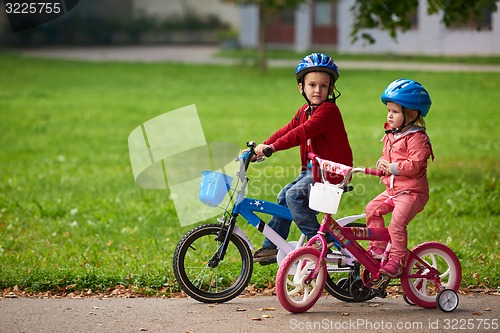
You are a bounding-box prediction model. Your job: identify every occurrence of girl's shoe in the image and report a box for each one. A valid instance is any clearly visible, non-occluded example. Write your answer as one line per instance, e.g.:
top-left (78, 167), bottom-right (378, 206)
top-left (379, 257), bottom-right (403, 277)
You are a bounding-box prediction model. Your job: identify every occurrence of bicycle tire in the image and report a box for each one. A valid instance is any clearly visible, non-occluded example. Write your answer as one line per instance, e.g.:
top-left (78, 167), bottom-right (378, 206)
top-left (324, 222), bottom-right (376, 302)
top-left (276, 246), bottom-right (326, 313)
top-left (400, 242), bottom-right (462, 309)
top-left (173, 224), bottom-right (253, 303)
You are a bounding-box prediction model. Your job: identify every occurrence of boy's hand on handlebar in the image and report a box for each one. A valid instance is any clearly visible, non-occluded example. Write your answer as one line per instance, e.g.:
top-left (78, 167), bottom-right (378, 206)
top-left (255, 144), bottom-right (271, 157)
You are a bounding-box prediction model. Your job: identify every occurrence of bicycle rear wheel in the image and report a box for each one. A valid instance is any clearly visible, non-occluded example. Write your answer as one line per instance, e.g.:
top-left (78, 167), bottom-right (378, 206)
top-left (173, 224), bottom-right (252, 303)
top-left (324, 222), bottom-right (376, 302)
top-left (400, 242), bottom-right (461, 309)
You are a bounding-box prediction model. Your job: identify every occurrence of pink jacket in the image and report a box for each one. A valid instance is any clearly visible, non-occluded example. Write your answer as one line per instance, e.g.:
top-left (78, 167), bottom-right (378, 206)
top-left (379, 123), bottom-right (434, 195)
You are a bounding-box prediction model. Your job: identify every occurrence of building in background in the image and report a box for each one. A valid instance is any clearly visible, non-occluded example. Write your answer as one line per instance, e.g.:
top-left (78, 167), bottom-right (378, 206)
top-left (239, 0), bottom-right (500, 56)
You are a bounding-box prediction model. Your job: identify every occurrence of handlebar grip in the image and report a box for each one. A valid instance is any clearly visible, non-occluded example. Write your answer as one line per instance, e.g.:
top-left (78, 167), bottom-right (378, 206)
top-left (365, 168), bottom-right (384, 177)
top-left (307, 152), bottom-right (318, 160)
top-left (263, 147), bottom-right (273, 157)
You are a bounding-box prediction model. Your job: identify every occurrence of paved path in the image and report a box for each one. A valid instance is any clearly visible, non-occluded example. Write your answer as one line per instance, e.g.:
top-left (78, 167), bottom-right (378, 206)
top-left (13, 45), bottom-right (500, 72)
top-left (1, 293), bottom-right (498, 333)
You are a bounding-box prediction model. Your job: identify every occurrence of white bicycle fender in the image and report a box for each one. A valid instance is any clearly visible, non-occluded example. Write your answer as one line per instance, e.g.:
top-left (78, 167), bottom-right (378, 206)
top-left (232, 225), bottom-right (254, 251)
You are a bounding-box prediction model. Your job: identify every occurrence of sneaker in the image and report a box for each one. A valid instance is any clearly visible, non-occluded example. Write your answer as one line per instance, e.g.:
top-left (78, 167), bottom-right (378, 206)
top-left (368, 245), bottom-right (385, 260)
top-left (379, 257), bottom-right (403, 278)
top-left (253, 247), bottom-right (278, 264)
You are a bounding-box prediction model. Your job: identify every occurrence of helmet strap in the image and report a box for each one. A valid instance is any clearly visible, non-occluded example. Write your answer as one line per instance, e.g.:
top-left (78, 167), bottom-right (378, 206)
top-left (331, 86), bottom-right (341, 102)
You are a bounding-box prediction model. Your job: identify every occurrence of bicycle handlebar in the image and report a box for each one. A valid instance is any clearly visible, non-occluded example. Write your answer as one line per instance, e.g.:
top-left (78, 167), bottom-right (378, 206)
top-left (307, 152), bottom-right (384, 185)
top-left (364, 168), bottom-right (384, 177)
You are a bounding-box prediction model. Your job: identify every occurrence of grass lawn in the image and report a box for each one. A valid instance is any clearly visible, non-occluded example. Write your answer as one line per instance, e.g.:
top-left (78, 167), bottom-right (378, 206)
top-left (0, 50), bottom-right (498, 295)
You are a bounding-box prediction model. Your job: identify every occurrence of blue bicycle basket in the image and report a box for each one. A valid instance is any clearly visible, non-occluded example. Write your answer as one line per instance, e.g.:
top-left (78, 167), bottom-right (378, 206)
top-left (199, 171), bottom-right (233, 207)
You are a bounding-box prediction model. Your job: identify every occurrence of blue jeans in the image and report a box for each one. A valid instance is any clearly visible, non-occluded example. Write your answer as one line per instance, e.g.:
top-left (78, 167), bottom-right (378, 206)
top-left (262, 170), bottom-right (320, 249)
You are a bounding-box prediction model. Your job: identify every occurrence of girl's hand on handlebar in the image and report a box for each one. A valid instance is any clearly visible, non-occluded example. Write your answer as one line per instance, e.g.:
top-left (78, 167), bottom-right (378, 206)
top-left (377, 158), bottom-right (392, 175)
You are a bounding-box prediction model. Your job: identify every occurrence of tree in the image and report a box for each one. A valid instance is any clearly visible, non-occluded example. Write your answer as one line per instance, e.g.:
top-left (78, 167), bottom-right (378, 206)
top-left (350, 0), bottom-right (498, 44)
top-left (223, 0), bottom-right (305, 73)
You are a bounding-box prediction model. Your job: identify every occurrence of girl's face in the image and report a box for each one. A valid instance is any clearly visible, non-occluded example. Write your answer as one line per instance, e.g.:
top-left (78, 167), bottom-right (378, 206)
top-left (299, 72), bottom-right (332, 105)
top-left (386, 101), bottom-right (404, 129)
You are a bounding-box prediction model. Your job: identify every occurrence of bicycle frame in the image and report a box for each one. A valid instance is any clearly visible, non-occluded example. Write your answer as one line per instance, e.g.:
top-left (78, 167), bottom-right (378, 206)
top-left (207, 143), bottom-right (296, 267)
top-left (309, 217), bottom-right (441, 287)
top-left (208, 142), bottom-right (360, 268)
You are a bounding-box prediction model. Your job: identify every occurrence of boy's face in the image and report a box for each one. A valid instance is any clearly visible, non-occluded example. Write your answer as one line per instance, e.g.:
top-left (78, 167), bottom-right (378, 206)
top-left (299, 72), bottom-right (332, 105)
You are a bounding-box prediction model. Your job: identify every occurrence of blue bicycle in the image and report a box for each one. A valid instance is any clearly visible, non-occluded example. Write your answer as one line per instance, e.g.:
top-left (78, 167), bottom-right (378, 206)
top-left (172, 142), bottom-right (371, 303)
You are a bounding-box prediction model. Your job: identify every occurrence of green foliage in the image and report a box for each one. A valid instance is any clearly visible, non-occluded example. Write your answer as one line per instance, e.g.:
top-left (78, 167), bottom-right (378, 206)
top-left (350, 0), bottom-right (419, 43)
top-left (0, 52), bottom-right (498, 294)
top-left (428, 0), bottom-right (498, 28)
top-left (350, 0), bottom-right (498, 44)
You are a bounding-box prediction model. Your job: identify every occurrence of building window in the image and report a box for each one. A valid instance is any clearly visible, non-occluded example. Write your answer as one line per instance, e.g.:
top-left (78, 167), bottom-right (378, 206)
top-left (314, 2), bottom-right (332, 27)
top-left (313, 0), bottom-right (339, 27)
top-left (280, 8), bottom-right (295, 25)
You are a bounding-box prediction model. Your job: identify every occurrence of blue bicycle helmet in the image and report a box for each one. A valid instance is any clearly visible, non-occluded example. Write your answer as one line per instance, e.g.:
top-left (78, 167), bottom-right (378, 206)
top-left (295, 53), bottom-right (339, 84)
top-left (381, 79), bottom-right (432, 116)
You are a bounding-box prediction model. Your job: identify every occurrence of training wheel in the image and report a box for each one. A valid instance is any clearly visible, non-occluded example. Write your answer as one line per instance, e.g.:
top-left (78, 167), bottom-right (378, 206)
top-left (436, 289), bottom-right (459, 312)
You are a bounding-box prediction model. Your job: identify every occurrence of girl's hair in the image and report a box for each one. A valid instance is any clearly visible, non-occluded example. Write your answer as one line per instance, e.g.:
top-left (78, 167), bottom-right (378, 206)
top-left (404, 108), bottom-right (426, 128)
top-left (415, 115), bottom-right (426, 128)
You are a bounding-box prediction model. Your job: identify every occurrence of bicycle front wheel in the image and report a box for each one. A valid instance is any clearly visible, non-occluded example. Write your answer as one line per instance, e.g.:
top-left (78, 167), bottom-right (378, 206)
top-left (276, 246), bottom-right (326, 313)
top-left (173, 224), bottom-right (253, 303)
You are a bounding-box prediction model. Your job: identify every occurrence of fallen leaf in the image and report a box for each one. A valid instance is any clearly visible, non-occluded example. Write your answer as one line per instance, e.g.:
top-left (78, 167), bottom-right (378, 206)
top-left (472, 312), bottom-right (483, 316)
top-left (236, 308), bottom-right (246, 312)
top-left (484, 308), bottom-right (491, 311)
top-left (340, 312), bottom-right (350, 316)
top-left (251, 317), bottom-right (262, 321)
top-left (262, 315), bottom-right (273, 318)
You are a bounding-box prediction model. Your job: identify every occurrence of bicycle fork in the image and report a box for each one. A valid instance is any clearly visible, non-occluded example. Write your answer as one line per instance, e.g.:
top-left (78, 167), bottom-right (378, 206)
top-left (208, 213), bottom-right (238, 268)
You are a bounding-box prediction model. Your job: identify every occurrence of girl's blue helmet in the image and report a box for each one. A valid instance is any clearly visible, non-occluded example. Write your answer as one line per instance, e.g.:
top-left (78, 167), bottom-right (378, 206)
top-left (295, 53), bottom-right (339, 84)
top-left (381, 79), bottom-right (432, 116)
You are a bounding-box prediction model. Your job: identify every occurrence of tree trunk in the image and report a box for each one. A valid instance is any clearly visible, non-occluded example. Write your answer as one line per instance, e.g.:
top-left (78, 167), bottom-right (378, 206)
top-left (258, 5), bottom-right (267, 73)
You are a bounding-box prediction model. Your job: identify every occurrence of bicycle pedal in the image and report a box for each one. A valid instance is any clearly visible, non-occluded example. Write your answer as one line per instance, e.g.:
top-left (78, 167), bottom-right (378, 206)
top-left (372, 275), bottom-right (390, 290)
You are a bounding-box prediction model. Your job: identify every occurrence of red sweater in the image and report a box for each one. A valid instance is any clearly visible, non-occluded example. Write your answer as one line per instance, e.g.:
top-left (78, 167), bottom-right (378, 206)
top-left (264, 101), bottom-right (353, 183)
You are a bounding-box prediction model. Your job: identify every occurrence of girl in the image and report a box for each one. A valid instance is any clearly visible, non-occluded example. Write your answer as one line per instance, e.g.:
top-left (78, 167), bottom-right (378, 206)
top-left (366, 79), bottom-right (434, 277)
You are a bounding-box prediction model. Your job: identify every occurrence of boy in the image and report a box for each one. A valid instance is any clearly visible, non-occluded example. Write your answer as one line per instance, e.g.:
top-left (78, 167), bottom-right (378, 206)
top-left (253, 53), bottom-right (353, 264)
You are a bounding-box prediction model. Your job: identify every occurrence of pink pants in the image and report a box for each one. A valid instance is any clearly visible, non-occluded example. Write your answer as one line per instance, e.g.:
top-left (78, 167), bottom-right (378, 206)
top-left (366, 190), bottom-right (429, 263)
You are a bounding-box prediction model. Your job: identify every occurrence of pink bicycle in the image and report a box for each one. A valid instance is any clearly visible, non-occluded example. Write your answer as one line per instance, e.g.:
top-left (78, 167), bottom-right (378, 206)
top-left (275, 152), bottom-right (462, 313)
